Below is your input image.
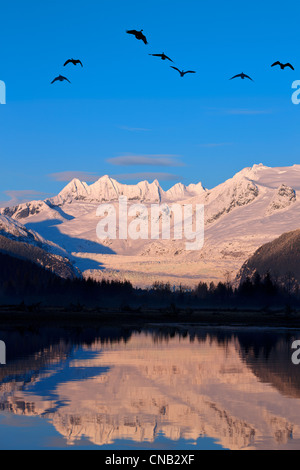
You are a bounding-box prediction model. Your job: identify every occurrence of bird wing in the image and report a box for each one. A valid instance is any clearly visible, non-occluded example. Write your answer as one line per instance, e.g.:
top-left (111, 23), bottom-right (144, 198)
top-left (77, 60), bottom-right (83, 67)
top-left (271, 61), bottom-right (281, 67)
top-left (141, 33), bottom-right (148, 44)
top-left (149, 54), bottom-right (162, 57)
top-left (64, 59), bottom-right (71, 66)
top-left (229, 74), bottom-right (241, 80)
top-left (285, 63), bottom-right (295, 70)
top-left (244, 74), bottom-right (254, 81)
top-left (51, 77), bottom-right (58, 84)
top-left (171, 66), bottom-right (181, 74)
top-left (126, 30), bottom-right (137, 35)
top-left (165, 55), bottom-right (173, 62)
top-left (183, 71), bottom-right (196, 74)
top-left (61, 76), bottom-right (71, 83)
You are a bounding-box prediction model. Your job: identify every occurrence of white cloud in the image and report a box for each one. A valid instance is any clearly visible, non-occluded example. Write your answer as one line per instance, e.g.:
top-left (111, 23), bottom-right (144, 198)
top-left (0, 190), bottom-right (46, 208)
top-left (198, 143), bottom-right (233, 148)
top-left (107, 154), bottom-right (184, 167)
top-left (118, 126), bottom-right (151, 132)
top-left (49, 171), bottom-right (99, 182)
top-left (111, 172), bottom-right (182, 182)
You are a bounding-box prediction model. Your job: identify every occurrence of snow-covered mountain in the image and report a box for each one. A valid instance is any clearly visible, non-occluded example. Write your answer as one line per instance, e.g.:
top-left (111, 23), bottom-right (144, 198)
top-left (1, 163), bottom-right (299, 287)
top-left (0, 177), bottom-right (207, 220)
top-left (0, 215), bottom-right (81, 279)
top-left (46, 175), bottom-right (206, 206)
top-left (2, 200), bottom-right (67, 222)
top-left (0, 214), bottom-right (60, 246)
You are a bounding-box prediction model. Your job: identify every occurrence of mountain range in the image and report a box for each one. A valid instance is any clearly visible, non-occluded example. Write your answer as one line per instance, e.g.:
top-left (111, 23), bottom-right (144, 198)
top-left (1, 163), bottom-right (299, 287)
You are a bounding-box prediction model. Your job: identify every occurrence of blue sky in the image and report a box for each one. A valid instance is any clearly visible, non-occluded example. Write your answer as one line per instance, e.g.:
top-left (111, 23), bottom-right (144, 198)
top-left (0, 0), bottom-right (299, 205)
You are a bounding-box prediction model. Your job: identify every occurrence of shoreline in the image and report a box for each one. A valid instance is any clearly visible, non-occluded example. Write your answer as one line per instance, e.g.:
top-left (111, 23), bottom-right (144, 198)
top-left (0, 305), bottom-right (299, 328)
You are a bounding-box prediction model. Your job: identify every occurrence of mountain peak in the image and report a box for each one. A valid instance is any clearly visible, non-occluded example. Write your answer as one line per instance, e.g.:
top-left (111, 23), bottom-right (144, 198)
top-left (252, 163), bottom-right (266, 169)
top-left (55, 178), bottom-right (90, 203)
top-left (229, 163), bottom-right (270, 183)
top-left (98, 175), bottom-right (112, 182)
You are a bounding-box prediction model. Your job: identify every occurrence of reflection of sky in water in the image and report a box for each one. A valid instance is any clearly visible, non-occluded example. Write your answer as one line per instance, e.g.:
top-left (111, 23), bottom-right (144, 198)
top-left (0, 414), bottom-right (223, 450)
top-left (0, 327), bottom-right (300, 450)
top-left (27, 349), bottom-right (110, 406)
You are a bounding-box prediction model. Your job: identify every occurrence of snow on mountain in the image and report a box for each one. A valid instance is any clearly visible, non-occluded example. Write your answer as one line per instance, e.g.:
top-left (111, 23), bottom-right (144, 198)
top-left (0, 214), bottom-right (55, 246)
top-left (165, 183), bottom-right (190, 200)
top-left (1, 200), bottom-right (56, 221)
top-left (0, 163), bottom-right (299, 287)
top-left (48, 176), bottom-right (207, 206)
top-left (50, 179), bottom-right (90, 205)
top-left (265, 184), bottom-right (296, 216)
top-left (186, 182), bottom-right (206, 196)
top-left (0, 214), bottom-right (81, 279)
top-left (164, 182), bottom-right (206, 200)
top-left (203, 172), bottom-right (260, 225)
top-left (0, 200), bottom-right (74, 225)
top-left (49, 176), bottom-right (164, 205)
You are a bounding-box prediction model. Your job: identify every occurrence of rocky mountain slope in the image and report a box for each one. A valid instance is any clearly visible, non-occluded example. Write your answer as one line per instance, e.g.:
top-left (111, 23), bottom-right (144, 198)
top-left (0, 215), bottom-right (80, 279)
top-left (237, 229), bottom-right (300, 285)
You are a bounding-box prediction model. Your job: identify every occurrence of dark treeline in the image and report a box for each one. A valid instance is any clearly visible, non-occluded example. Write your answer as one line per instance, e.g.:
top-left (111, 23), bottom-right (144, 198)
top-left (0, 253), bottom-right (133, 307)
top-left (0, 252), bottom-right (300, 310)
top-left (149, 272), bottom-right (299, 310)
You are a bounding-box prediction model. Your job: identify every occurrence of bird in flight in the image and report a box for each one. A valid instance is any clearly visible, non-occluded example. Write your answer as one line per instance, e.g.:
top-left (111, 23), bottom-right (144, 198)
top-left (149, 52), bottom-right (173, 62)
top-left (170, 66), bottom-right (196, 77)
top-left (271, 61), bottom-right (294, 70)
top-left (126, 29), bottom-right (148, 45)
top-left (230, 72), bottom-right (253, 81)
top-left (64, 58), bottom-right (83, 67)
top-left (51, 75), bottom-right (71, 84)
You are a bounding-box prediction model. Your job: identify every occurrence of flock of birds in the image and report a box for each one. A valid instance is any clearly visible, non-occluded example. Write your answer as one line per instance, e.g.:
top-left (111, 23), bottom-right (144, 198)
top-left (50, 29), bottom-right (295, 85)
top-left (51, 58), bottom-right (83, 84)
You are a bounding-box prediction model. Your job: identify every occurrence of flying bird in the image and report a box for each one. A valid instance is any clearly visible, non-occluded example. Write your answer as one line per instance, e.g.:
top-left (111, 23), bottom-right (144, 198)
top-left (149, 52), bottom-right (173, 62)
top-left (126, 29), bottom-right (148, 45)
top-left (230, 72), bottom-right (253, 81)
top-left (170, 66), bottom-right (196, 77)
top-left (64, 58), bottom-right (83, 67)
top-left (51, 75), bottom-right (71, 84)
top-left (271, 61), bottom-right (294, 70)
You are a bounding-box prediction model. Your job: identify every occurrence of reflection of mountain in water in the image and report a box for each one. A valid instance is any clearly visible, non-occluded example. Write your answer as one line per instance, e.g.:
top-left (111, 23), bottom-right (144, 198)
top-left (237, 330), bottom-right (300, 400)
top-left (0, 327), bottom-right (300, 450)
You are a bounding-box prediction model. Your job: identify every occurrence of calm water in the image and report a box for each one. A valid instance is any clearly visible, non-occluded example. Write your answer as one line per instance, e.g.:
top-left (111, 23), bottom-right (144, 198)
top-left (0, 325), bottom-right (300, 450)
